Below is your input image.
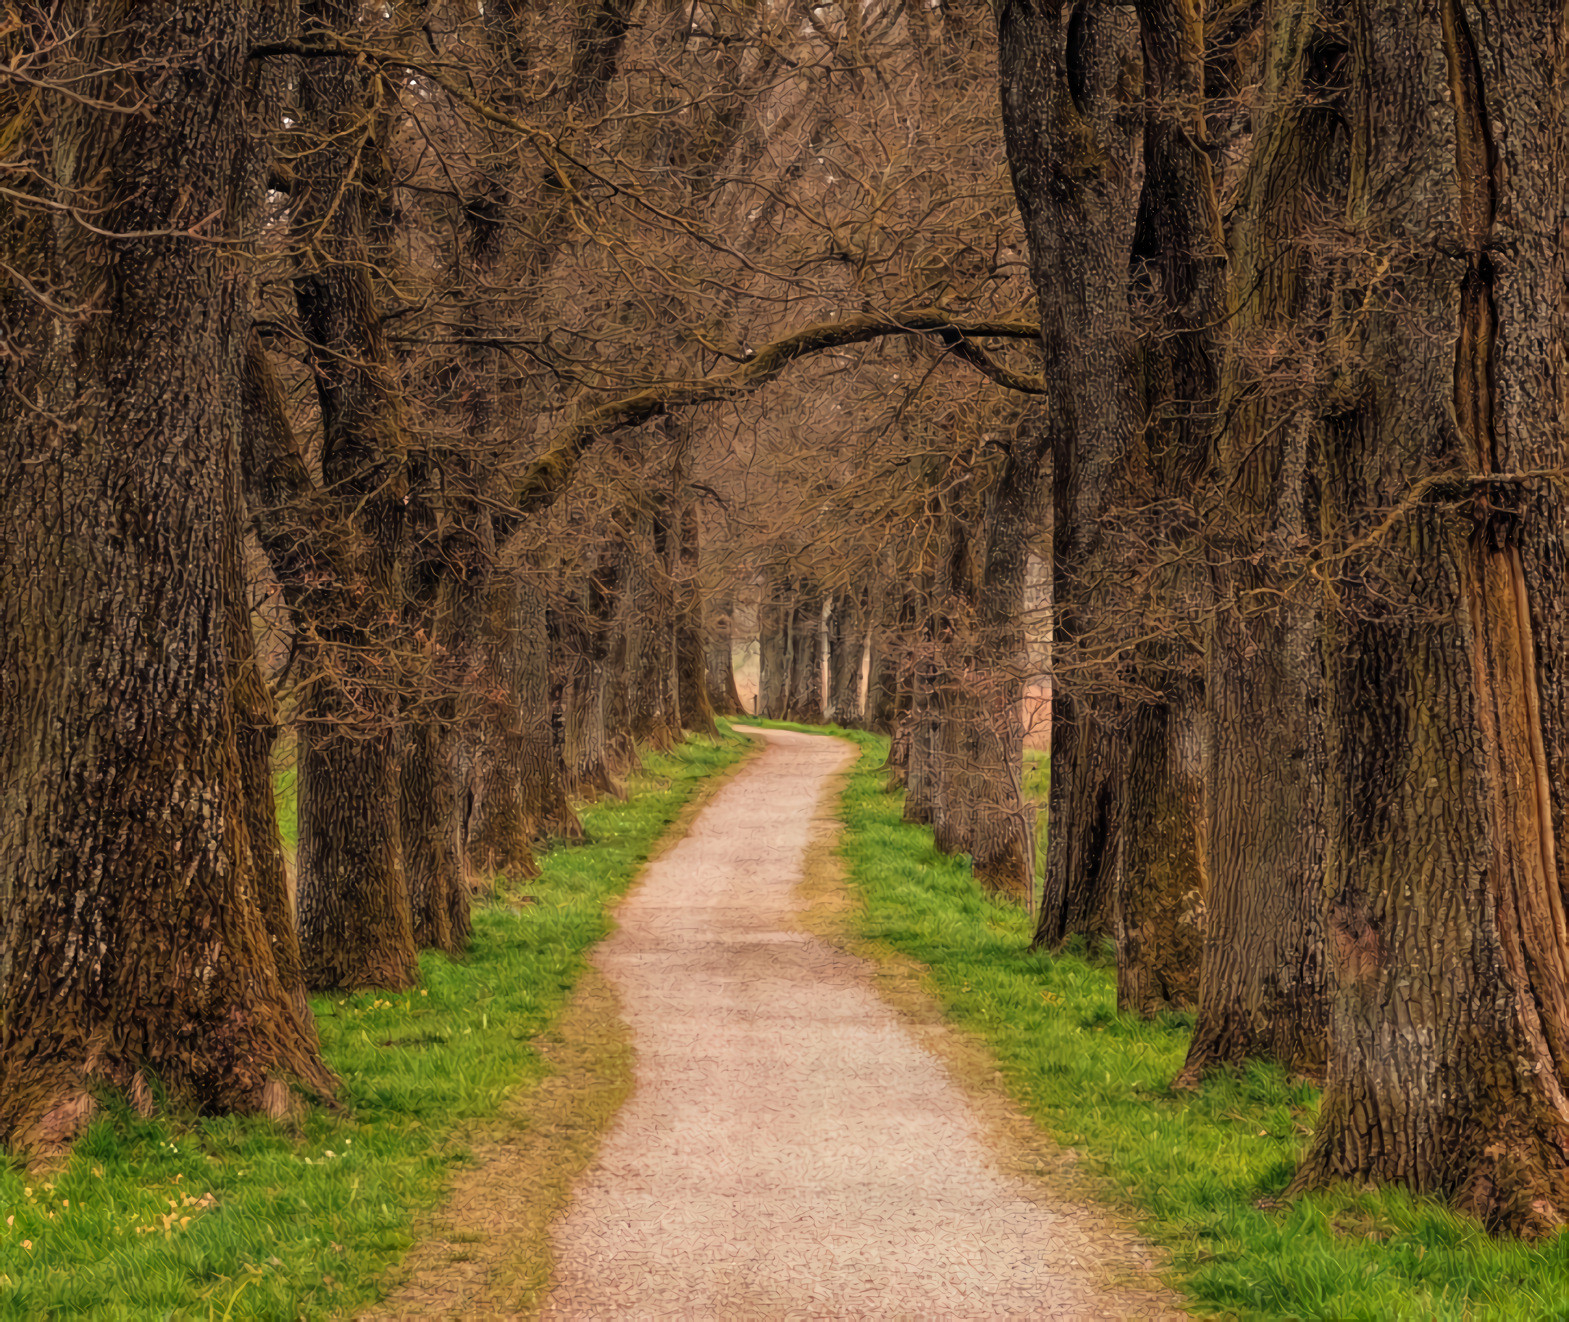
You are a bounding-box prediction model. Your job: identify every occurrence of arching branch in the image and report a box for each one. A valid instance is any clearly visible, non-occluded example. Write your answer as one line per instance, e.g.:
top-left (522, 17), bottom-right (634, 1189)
top-left (513, 309), bottom-right (1045, 515)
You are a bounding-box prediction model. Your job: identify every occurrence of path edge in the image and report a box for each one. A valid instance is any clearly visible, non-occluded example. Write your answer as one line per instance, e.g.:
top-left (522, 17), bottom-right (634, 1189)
top-left (792, 733), bottom-right (1185, 1310)
top-left (362, 729), bottom-right (767, 1320)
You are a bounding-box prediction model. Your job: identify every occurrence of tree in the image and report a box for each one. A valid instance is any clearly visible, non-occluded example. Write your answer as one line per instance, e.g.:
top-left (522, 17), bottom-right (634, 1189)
top-left (1286, 0), bottom-right (1569, 1237)
top-left (0, 0), bottom-right (335, 1149)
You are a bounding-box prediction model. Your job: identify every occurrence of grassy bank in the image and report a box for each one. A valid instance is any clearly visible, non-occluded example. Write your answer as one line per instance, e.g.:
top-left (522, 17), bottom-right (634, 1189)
top-left (0, 729), bottom-right (750, 1318)
top-left (781, 721), bottom-right (1569, 1321)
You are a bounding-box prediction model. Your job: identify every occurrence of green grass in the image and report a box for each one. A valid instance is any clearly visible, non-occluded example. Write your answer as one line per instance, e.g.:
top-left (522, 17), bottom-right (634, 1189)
top-left (0, 728), bottom-right (750, 1319)
top-left (803, 723), bottom-right (1569, 1321)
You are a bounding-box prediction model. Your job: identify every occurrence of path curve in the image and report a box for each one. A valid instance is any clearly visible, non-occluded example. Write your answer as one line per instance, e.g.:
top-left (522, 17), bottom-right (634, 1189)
top-left (543, 727), bottom-right (1174, 1318)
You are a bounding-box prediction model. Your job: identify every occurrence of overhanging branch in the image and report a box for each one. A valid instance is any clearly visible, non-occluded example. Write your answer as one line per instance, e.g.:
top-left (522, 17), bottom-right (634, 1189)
top-left (513, 309), bottom-right (1044, 515)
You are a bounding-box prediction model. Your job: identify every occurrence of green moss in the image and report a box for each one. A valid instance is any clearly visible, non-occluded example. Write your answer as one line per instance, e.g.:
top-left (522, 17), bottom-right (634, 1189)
top-left (0, 729), bottom-right (750, 1320)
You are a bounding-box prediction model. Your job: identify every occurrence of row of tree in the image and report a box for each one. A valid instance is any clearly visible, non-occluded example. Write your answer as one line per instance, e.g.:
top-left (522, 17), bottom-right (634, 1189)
top-left (0, 0), bottom-right (1031, 1154)
top-left (5, 0), bottom-right (1569, 1247)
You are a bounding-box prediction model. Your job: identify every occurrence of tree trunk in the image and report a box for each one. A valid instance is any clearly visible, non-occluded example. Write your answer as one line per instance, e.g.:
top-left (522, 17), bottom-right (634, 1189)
top-left (1288, 0), bottom-right (1569, 1236)
top-left (970, 440), bottom-right (1049, 903)
top-left (1107, 0), bottom-right (1228, 1016)
top-left (466, 564), bottom-right (558, 875)
top-left (627, 459), bottom-right (683, 749)
top-left (1177, 2), bottom-right (1334, 1085)
top-left (1115, 694), bottom-right (1206, 1014)
top-left (758, 569), bottom-right (791, 720)
top-left (291, 0), bottom-right (419, 991)
top-left (0, 0), bottom-right (335, 1149)
top-left (995, 0), bottom-right (1145, 954)
top-left (227, 579), bottom-right (312, 1017)
top-left (674, 465), bottom-right (718, 737)
top-left (705, 590), bottom-right (746, 717)
top-left (785, 584), bottom-right (825, 724)
top-left (400, 711), bottom-right (470, 956)
top-left (864, 581), bottom-right (902, 735)
top-left (826, 585), bottom-right (866, 725)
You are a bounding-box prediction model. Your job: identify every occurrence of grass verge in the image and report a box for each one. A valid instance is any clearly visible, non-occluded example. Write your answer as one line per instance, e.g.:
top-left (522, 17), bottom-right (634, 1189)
top-left (762, 720), bottom-right (1569, 1321)
top-left (0, 727), bottom-right (752, 1319)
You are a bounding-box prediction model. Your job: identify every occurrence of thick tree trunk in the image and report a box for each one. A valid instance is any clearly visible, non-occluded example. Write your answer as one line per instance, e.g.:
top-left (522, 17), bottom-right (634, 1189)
top-left (1034, 705), bottom-right (1120, 948)
top-left (996, 0), bottom-right (1144, 953)
top-left (1115, 693), bottom-right (1206, 1014)
top-left (297, 715), bottom-right (418, 990)
top-left (826, 585), bottom-right (866, 726)
top-left (1177, 2), bottom-right (1333, 1084)
top-left (1102, 0), bottom-right (1229, 1015)
top-left (1288, 0), bottom-right (1569, 1236)
top-left (0, 0), bottom-right (335, 1149)
top-left (291, 0), bottom-right (419, 990)
top-left (467, 564), bottom-right (559, 875)
top-left (400, 712), bottom-right (470, 956)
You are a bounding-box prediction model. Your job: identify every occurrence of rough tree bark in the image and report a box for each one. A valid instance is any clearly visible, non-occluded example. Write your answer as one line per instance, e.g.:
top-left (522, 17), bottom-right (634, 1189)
top-left (673, 442), bottom-right (719, 737)
top-left (1287, 0), bottom-right (1569, 1236)
top-left (1177, 0), bottom-right (1335, 1085)
top-left (758, 568), bottom-right (792, 720)
top-left (969, 440), bottom-right (1050, 903)
top-left (863, 579), bottom-right (901, 735)
top-left (290, 0), bottom-right (419, 991)
top-left (996, 0), bottom-right (1144, 951)
top-left (1108, 0), bottom-right (1229, 1015)
top-left (0, 0), bottom-right (335, 1149)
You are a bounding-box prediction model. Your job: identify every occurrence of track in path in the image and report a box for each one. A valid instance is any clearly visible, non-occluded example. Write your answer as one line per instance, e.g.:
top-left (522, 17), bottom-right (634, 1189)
top-left (543, 726), bottom-right (1175, 1319)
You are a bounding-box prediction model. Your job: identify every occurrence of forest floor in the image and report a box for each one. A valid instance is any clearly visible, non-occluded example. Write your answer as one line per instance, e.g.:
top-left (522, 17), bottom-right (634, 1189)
top-left (379, 725), bottom-right (1178, 1318)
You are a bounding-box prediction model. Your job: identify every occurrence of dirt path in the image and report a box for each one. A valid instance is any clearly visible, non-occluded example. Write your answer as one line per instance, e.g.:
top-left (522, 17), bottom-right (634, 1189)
top-left (540, 726), bottom-right (1177, 1319)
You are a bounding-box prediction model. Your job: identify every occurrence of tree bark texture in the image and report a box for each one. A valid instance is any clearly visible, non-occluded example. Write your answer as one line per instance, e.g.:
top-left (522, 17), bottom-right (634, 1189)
top-left (674, 455), bottom-right (719, 737)
top-left (0, 0), bottom-right (335, 1148)
top-left (758, 569), bottom-right (791, 720)
top-left (969, 440), bottom-right (1049, 903)
top-left (1178, 0), bottom-right (1336, 1085)
top-left (290, 0), bottom-right (419, 991)
top-left (995, 0), bottom-right (1145, 953)
top-left (1289, 0), bottom-right (1569, 1236)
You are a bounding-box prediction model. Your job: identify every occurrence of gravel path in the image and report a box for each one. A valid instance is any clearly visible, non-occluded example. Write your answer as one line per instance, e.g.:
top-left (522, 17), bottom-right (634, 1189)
top-left (542, 726), bottom-right (1177, 1319)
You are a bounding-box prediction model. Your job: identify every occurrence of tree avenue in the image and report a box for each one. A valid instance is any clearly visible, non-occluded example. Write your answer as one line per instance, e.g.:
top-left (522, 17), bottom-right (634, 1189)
top-left (3, 0), bottom-right (1569, 1248)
